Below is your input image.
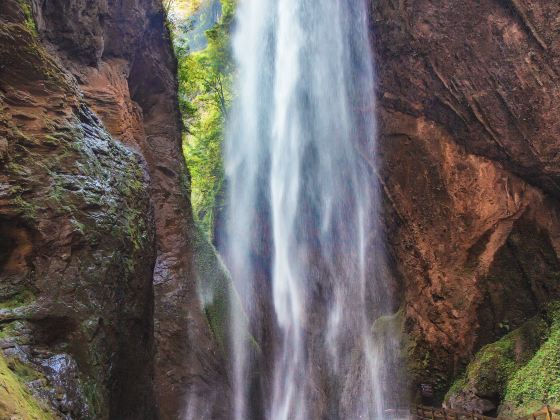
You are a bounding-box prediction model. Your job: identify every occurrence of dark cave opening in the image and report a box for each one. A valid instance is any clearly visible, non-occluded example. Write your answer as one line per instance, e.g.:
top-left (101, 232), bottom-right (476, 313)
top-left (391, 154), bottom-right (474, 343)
top-left (0, 219), bottom-right (34, 277)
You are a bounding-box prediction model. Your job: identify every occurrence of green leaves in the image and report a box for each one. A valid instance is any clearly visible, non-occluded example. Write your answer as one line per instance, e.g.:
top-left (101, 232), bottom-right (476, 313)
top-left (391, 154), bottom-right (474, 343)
top-left (174, 0), bottom-right (235, 238)
top-left (503, 305), bottom-right (560, 415)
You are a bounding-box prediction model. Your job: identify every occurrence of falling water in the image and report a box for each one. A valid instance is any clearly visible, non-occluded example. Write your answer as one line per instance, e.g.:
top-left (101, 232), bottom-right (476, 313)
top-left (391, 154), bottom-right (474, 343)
top-left (224, 0), bottom-right (391, 418)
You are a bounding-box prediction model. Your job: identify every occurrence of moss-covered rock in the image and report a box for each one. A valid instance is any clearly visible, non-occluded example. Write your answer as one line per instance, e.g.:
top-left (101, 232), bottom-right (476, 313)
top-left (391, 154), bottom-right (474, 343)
top-left (15, 0), bottom-right (37, 35)
top-left (193, 224), bottom-right (256, 356)
top-left (0, 352), bottom-right (56, 420)
top-left (1, 3), bottom-right (156, 417)
top-left (501, 303), bottom-right (560, 417)
top-left (193, 224), bottom-right (232, 351)
top-left (444, 303), bottom-right (560, 416)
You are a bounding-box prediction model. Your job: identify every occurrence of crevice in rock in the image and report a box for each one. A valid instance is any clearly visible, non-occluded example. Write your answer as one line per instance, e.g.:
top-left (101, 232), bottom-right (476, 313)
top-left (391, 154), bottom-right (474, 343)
top-left (499, 0), bottom-right (547, 50)
top-left (0, 219), bottom-right (34, 278)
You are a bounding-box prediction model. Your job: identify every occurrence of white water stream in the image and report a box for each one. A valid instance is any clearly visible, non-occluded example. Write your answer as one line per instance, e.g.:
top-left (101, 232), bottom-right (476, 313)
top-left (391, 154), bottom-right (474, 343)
top-left (224, 0), bottom-right (389, 418)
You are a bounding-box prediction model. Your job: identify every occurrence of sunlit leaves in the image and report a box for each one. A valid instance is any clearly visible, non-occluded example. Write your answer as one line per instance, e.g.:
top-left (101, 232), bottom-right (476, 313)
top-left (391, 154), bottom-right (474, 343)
top-left (174, 0), bottom-right (235, 237)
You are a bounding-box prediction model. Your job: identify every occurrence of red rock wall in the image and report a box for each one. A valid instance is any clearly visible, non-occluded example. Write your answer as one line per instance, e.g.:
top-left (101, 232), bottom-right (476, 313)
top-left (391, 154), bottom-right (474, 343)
top-left (372, 0), bottom-right (560, 400)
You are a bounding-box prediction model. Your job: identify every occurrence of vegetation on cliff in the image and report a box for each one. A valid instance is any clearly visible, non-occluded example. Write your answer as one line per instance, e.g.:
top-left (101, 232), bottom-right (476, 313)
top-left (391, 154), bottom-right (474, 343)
top-left (171, 0), bottom-right (235, 238)
top-left (0, 352), bottom-right (56, 420)
top-left (445, 303), bottom-right (560, 416)
top-left (168, 0), bottom-right (241, 359)
top-left (1, 5), bottom-right (156, 416)
top-left (502, 303), bottom-right (560, 416)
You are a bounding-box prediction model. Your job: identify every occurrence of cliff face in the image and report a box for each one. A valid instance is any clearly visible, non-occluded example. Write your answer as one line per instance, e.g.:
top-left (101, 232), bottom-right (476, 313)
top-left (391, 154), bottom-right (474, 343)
top-left (372, 0), bottom-right (560, 410)
top-left (0, 0), bottom-right (227, 418)
top-left (4, 0), bottom-right (560, 417)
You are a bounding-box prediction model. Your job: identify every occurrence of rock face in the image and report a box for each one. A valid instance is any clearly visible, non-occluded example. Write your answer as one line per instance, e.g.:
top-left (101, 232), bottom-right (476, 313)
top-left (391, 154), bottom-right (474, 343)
top-left (4, 0), bottom-right (560, 416)
top-left (0, 3), bottom-right (155, 417)
top-left (371, 0), bottom-right (560, 408)
top-left (0, 0), bottom-right (228, 418)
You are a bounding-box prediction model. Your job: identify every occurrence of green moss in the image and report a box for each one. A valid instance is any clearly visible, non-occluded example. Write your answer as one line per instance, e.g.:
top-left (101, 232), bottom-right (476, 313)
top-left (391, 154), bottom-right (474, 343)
top-left (47, 183), bottom-right (77, 214)
top-left (114, 163), bottom-right (150, 255)
top-left (371, 310), bottom-right (410, 371)
top-left (7, 22), bottom-right (72, 89)
top-left (70, 219), bottom-right (86, 236)
top-left (445, 304), bottom-right (560, 416)
top-left (501, 304), bottom-right (560, 417)
top-left (193, 225), bottom-right (231, 350)
top-left (124, 208), bottom-right (147, 252)
top-left (192, 223), bottom-right (257, 355)
top-left (0, 352), bottom-right (55, 419)
top-left (404, 330), bottom-right (453, 400)
top-left (447, 376), bottom-right (467, 397)
top-left (82, 378), bottom-right (104, 418)
top-left (16, 0), bottom-right (38, 36)
top-left (7, 161), bottom-right (32, 177)
top-left (42, 135), bottom-right (60, 147)
top-left (370, 309), bottom-right (415, 396)
top-left (0, 323), bottom-right (17, 340)
top-left (0, 290), bottom-right (35, 310)
top-left (372, 309), bottom-right (405, 338)
top-left (6, 357), bottom-right (43, 383)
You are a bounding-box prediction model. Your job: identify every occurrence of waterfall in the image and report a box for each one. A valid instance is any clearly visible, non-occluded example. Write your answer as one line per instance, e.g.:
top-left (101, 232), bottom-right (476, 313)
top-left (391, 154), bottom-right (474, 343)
top-left (223, 0), bottom-right (390, 418)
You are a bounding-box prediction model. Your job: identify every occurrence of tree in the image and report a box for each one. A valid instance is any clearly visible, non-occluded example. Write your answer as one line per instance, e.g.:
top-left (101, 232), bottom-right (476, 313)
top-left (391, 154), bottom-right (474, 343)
top-left (173, 0), bottom-right (234, 237)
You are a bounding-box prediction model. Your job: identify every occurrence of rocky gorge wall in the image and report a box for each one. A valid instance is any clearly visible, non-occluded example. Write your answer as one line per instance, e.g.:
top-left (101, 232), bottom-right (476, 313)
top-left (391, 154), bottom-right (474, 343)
top-left (372, 0), bottom-right (560, 414)
top-left (0, 0), bottom-right (229, 418)
top-left (2, 0), bottom-right (560, 418)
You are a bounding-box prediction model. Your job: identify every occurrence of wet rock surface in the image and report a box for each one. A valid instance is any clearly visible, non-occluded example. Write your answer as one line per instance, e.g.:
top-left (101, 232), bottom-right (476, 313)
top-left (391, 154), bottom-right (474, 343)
top-left (0, 6), bottom-right (156, 413)
top-left (1, 0), bottom-right (228, 418)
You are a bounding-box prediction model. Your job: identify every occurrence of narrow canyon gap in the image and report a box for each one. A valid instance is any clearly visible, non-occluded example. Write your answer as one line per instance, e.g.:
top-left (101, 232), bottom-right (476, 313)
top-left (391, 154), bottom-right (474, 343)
top-left (221, 0), bottom-right (399, 418)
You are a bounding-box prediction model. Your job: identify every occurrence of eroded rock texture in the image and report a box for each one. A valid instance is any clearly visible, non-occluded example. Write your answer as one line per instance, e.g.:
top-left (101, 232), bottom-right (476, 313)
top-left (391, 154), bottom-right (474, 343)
top-left (4, 0), bottom-right (560, 416)
top-left (0, 0), bottom-right (227, 418)
top-left (372, 0), bottom-right (560, 408)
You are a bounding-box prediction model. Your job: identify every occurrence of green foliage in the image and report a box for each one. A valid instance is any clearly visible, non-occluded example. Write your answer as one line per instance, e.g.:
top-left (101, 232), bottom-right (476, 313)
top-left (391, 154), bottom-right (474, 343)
top-left (16, 0), bottom-right (38, 36)
top-left (174, 0), bottom-right (235, 237)
top-left (502, 303), bottom-right (560, 416)
top-left (445, 304), bottom-right (560, 417)
top-left (220, 0), bottom-right (236, 19)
